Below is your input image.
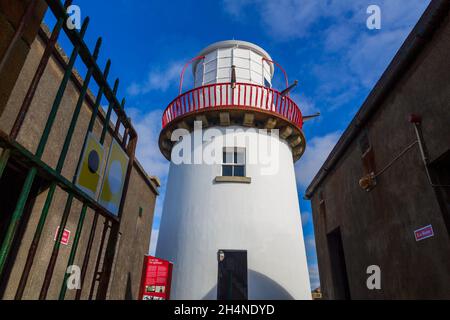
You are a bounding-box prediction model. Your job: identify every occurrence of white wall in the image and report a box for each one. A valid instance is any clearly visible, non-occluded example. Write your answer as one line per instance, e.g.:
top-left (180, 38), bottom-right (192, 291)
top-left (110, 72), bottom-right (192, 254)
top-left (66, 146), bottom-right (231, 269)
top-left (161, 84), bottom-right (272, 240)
top-left (156, 127), bottom-right (311, 300)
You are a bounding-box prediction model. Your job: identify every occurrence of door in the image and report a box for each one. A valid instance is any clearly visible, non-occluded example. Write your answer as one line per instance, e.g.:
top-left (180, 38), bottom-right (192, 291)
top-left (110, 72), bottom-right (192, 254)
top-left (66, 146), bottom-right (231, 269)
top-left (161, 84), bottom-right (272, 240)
top-left (327, 228), bottom-right (351, 300)
top-left (217, 250), bottom-right (248, 300)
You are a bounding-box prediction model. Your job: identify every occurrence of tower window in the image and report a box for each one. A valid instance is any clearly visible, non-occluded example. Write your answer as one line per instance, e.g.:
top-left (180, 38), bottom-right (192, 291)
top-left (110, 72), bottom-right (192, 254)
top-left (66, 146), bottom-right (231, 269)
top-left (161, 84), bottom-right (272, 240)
top-left (222, 147), bottom-right (246, 177)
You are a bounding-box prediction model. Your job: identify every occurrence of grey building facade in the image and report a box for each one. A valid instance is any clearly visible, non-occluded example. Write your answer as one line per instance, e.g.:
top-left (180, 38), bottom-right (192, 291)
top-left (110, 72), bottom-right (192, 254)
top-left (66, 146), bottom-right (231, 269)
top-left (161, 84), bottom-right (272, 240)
top-left (306, 0), bottom-right (450, 299)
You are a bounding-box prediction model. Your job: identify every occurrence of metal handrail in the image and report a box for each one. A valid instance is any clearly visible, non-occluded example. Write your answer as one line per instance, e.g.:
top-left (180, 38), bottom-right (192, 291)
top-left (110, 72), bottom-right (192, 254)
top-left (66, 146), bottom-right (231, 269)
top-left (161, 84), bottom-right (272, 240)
top-left (162, 82), bottom-right (304, 130)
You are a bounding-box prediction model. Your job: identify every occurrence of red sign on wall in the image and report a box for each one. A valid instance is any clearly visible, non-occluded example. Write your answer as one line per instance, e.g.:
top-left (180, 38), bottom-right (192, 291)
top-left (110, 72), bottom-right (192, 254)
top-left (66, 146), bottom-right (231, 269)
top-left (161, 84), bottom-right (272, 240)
top-left (54, 227), bottom-right (71, 246)
top-left (139, 256), bottom-right (173, 300)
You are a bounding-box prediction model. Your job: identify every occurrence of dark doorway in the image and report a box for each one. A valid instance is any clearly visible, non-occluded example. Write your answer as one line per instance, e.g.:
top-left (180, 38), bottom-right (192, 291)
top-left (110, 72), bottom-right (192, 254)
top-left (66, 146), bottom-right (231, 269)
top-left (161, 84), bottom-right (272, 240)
top-left (217, 250), bottom-right (247, 300)
top-left (0, 161), bottom-right (43, 297)
top-left (429, 150), bottom-right (450, 234)
top-left (327, 228), bottom-right (351, 300)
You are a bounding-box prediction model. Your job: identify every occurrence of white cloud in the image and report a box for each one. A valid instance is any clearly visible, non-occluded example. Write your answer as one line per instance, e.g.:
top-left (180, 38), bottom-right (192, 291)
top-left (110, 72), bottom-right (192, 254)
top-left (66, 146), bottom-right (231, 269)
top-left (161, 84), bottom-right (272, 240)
top-left (127, 108), bottom-right (169, 179)
top-left (291, 93), bottom-right (319, 116)
top-left (127, 107), bottom-right (169, 257)
top-left (295, 131), bottom-right (341, 189)
top-left (303, 234), bottom-right (320, 289)
top-left (127, 61), bottom-right (184, 96)
top-left (223, 0), bottom-right (429, 41)
top-left (301, 211), bottom-right (310, 226)
top-left (223, 0), bottom-right (430, 109)
top-left (223, 0), bottom-right (351, 40)
top-left (149, 229), bottom-right (159, 255)
top-left (347, 27), bottom-right (411, 88)
top-left (308, 263), bottom-right (321, 290)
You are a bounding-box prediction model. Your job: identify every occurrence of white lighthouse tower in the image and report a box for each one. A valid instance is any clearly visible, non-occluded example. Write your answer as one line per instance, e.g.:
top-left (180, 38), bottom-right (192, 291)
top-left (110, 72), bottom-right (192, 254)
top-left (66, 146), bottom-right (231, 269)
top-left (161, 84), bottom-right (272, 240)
top-left (156, 40), bottom-right (311, 300)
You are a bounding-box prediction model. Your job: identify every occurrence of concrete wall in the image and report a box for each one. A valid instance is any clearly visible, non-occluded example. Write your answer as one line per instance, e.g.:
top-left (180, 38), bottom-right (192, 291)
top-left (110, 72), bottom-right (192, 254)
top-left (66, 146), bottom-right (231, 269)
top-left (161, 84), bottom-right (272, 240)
top-left (157, 127), bottom-right (311, 300)
top-left (0, 0), bottom-right (47, 116)
top-left (309, 9), bottom-right (450, 299)
top-left (0, 10), bottom-right (158, 299)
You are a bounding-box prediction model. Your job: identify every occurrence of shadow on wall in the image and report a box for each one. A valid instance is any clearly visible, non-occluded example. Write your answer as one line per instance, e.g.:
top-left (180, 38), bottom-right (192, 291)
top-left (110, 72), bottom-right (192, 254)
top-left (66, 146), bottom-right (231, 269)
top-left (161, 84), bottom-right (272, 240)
top-left (125, 272), bottom-right (133, 300)
top-left (202, 270), bottom-right (294, 300)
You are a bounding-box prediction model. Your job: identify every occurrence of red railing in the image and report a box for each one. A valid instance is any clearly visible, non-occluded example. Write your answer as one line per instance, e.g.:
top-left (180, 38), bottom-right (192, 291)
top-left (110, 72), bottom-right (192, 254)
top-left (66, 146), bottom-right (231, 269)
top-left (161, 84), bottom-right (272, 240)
top-left (162, 83), bottom-right (303, 130)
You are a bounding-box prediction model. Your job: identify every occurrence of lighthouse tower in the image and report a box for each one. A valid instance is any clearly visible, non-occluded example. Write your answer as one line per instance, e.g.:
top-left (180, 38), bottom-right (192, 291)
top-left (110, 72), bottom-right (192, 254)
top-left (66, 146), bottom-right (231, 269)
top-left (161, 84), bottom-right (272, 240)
top-left (156, 40), bottom-right (311, 300)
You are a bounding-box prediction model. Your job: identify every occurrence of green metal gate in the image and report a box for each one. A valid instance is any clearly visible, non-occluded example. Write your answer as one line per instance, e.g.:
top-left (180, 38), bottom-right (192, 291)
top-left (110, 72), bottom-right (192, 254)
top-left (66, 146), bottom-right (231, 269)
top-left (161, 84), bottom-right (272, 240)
top-left (0, 0), bottom-right (138, 299)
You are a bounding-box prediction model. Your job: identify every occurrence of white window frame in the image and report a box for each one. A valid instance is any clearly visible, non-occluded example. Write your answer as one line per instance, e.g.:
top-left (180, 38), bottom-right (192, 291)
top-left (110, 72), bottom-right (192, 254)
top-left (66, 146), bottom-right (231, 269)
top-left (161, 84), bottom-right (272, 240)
top-left (222, 147), bottom-right (246, 177)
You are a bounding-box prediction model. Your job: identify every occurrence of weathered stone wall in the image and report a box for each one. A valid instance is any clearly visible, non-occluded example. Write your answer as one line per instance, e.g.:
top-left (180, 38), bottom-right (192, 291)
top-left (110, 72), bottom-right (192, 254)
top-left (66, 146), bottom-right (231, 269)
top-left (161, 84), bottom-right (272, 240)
top-left (0, 0), bottom-right (47, 116)
top-left (310, 9), bottom-right (450, 299)
top-left (0, 2), bottom-right (158, 300)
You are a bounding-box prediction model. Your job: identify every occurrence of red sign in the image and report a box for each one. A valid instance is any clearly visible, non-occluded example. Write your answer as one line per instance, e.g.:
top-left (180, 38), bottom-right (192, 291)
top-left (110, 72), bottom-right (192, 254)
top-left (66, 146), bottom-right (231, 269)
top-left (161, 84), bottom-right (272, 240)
top-left (139, 256), bottom-right (173, 300)
top-left (54, 227), bottom-right (71, 246)
top-left (414, 225), bottom-right (434, 242)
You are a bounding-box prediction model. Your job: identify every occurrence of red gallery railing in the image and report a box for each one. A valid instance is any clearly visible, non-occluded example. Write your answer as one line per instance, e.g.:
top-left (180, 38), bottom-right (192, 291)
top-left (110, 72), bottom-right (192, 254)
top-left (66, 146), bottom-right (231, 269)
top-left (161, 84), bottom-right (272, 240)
top-left (162, 82), bottom-right (304, 130)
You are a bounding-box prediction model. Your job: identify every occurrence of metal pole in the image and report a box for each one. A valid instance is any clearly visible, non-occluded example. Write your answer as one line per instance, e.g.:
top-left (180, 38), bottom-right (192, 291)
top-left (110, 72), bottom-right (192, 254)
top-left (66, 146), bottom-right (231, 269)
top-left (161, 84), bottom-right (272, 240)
top-left (0, 6), bottom-right (68, 181)
top-left (88, 220), bottom-right (110, 299)
top-left (10, 3), bottom-right (71, 139)
top-left (0, 15), bottom-right (89, 287)
top-left (100, 79), bottom-right (119, 144)
top-left (58, 204), bottom-right (88, 299)
top-left (75, 213), bottom-right (98, 300)
top-left (35, 17), bottom-right (90, 158)
top-left (0, 14), bottom-right (89, 289)
top-left (39, 193), bottom-right (74, 299)
top-left (56, 37), bottom-right (103, 172)
top-left (70, 60), bottom-right (113, 300)
top-left (58, 68), bottom-right (118, 302)
top-left (0, 167), bottom-right (37, 276)
top-left (14, 35), bottom-right (102, 299)
top-left (95, 135), bottom-right (137, 298)
top-left (0, 149), bottom-right (11, 179)
top-left (0, 0), bottom-right (39, 73)
top-left (113, 99), bottom-right (126, 137)
top-left (71, 59), bottom-right (111, 184)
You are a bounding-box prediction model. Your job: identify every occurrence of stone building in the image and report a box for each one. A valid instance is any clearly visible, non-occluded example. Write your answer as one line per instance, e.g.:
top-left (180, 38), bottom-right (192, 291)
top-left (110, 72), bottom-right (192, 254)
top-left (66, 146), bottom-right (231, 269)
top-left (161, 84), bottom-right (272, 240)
top-left (305, 0), bottom-right (450, 299)
top-left (0, 0), bottom-right (159, 299)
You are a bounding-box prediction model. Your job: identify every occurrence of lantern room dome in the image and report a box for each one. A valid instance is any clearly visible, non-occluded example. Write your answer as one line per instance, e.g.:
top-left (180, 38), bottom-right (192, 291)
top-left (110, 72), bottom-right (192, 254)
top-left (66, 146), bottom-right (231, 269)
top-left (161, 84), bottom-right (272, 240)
top-left (159, 40), bottom-right (306, 162)
top-left (192, 40), bottom-right (275, 78)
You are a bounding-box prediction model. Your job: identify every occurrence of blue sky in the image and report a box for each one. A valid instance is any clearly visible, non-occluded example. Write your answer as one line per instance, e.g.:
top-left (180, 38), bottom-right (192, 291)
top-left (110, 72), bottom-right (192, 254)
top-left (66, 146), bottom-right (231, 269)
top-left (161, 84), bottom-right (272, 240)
top-left (45, 0), bottom-right (430, 290)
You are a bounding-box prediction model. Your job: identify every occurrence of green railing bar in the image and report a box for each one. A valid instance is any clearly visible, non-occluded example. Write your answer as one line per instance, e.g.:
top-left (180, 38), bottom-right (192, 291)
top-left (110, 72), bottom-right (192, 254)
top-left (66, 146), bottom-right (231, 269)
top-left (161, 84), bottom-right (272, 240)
top-left (99, 79), bottom-right (119, 144)
top-left (74, 212), bottom-right (98, 300)
top-left (56, 37), bottom-right (102, 172)
top-left (39, 193), bottom-right (74, 299)
top-left (58, 56), bottom-right (116, 302)
top-left (47, 0), bottom-right (136, 139)
top-left (0, 148), bottom-right (11, 179)
top-left (14, 181), bottom-right (57, 298)
top-left (71, 59), bottom-right (111, 182)
top-left (40, 46), bottom-right (114, 300)
top-left (0, 167), bottom-right (37, 275)
top-left (1, 16), bottom-right (66, 184)
top-left (14, 37), bottom-right (102, 299)
top-left (0, 18), bottom-right (89, 282)
top-left (59, 203), bottom-right (88, 300)
top-left (59, 74), bottom-right (119, 300)
top-left (113, 98), bottom-right (126, 136)
top-left (0, 131), bottom-right (119, 221)
top-left (35, 18), bottom-right (90, 159)
top-left (87, 60), bottom-right (112, 134)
